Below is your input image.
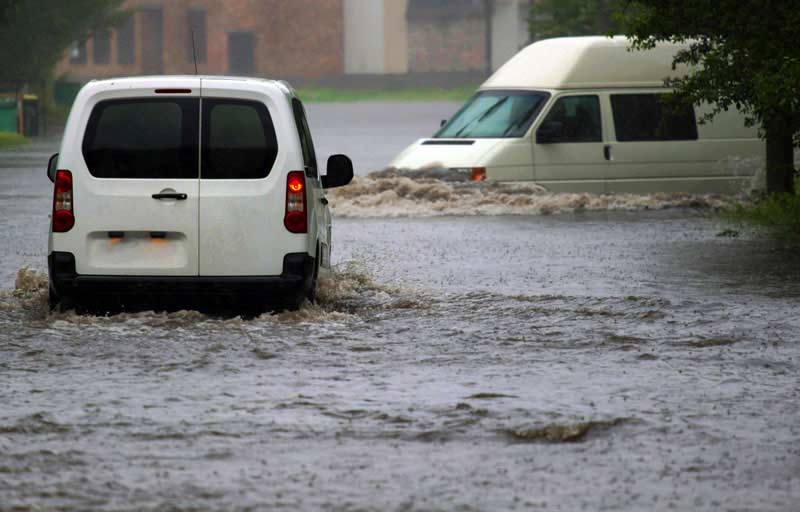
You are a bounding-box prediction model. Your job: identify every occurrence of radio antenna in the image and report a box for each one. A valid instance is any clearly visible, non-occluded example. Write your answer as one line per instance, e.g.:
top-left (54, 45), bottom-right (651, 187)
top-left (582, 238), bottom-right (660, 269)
top-left (191, 29), bottom-right (198, 75)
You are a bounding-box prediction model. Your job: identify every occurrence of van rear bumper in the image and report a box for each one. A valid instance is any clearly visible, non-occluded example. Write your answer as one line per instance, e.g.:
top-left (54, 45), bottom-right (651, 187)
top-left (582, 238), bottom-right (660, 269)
top-left (48, 251), bottom-right (314, 308)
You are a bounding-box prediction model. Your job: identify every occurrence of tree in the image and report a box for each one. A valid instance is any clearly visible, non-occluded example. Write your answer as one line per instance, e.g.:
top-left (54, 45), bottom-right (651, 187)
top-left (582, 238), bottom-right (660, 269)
top-left (623, 1), bottom-right (799, 195)
top-left (0, 0), bottom-right (126, 91)
top-left (529, 0), bottom-right (624, 40)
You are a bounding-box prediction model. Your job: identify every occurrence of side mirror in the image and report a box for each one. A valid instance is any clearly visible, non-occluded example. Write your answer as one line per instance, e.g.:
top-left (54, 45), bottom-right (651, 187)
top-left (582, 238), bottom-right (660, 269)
top-left (440, 119), bottom-right (447, 127)
top-left (46, 153), bottom-right (59, 182)
top-left (321, 154), bottom-right (353, 189)
top-left (536, 121), bottom-right (564, 144)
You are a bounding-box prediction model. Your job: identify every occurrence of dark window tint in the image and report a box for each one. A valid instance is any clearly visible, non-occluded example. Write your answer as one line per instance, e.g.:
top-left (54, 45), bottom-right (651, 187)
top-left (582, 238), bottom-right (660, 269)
top-left (611, 94), bottom-right (698, 142)
top-left (93, 30), bottom-right (111, 64)
top-left (117, 16), bottom-right (135, 65)
top-left (228, 32), bottom-right (254, 75)
top-left (292, 98), bottom-right (318, 178)
top-left (82, 99), bottom-right (199, 179)
top-left (187, 9), bottom-right (207, 63)
top-left (202, 99), bottom-right (278, 180)
top-left (69, 41), bottom-right (87, 64)
top-left (538, 95), bottom-right (602, 143)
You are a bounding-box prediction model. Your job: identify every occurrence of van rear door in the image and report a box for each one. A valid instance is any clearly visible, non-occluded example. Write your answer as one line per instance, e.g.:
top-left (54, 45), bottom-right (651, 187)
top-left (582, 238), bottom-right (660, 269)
top-left (76, 85), bottom-right (200, 276)
top-left (197, 79), bottom-right (288, 277)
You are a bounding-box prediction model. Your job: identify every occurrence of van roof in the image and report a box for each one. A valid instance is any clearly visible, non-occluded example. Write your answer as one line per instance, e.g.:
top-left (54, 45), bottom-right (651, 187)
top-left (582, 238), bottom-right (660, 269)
top-left (482, 36), bottom-right (689, 90)
top-left (84, 75), bottom-right (296, 96)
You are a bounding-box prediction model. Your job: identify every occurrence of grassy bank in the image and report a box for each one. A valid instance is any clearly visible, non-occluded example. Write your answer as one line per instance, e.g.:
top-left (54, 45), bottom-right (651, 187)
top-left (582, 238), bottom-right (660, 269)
top-left (295, 85), bottom-right (475, 103)
top-left (724, 181), bottom-right (800, 244)
top-left (0, 132), bottom-right (29, 148)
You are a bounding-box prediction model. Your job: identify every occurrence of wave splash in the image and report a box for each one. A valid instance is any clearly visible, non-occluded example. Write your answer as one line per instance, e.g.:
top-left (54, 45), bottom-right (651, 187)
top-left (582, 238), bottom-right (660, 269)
top-left (327, 169), bottom-right (743, 218)
top-left (1, 264), bottom-right (425, 325)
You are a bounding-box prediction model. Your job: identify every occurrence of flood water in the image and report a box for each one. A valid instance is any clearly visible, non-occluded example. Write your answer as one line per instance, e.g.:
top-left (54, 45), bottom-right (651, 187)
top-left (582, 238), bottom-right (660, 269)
top-left (1, 103), bottom-right (799, 511)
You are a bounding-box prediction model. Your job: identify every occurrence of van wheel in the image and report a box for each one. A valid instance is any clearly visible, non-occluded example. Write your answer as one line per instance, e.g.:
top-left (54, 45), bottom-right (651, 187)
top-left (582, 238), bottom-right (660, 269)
top-left (306, 244), bottom-right (320, 304)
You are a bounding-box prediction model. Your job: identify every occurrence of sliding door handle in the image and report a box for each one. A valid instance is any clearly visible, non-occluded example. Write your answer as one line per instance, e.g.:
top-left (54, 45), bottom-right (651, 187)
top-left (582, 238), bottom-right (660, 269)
top-left (603, 145), bottom-right (612, 161)
top-left (152, 193), bottom-right (188, 200)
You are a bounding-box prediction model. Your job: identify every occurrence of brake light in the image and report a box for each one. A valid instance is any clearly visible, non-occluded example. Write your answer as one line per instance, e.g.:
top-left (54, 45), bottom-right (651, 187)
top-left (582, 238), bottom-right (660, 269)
top-left (470, 167), bottom-right (487, 181)
top-left (52, 170), bottom-right (75, 232)
top-left (284, 171), bottom-right (307, 233)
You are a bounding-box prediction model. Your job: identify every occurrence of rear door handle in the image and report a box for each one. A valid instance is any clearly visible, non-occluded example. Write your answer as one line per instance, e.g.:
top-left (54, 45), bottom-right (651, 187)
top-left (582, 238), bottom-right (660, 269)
top-left (603, 145), bottom-right (612, 161)
top-left (152, 193), bottom-right (187, 200)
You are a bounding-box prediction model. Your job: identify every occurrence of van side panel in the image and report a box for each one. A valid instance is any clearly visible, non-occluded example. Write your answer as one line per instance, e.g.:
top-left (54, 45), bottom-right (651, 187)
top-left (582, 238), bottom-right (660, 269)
top-left (603, 91), bottom-right (763, 193)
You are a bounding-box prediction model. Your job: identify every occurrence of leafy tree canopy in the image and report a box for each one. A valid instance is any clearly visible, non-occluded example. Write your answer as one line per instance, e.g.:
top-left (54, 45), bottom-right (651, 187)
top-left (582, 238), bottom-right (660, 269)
top-left (529, 0), bottom-right (624, 40)
top-left (0, 0), bottom-right (125, 89)
top-left (624, 0), bottom-right (800, 193)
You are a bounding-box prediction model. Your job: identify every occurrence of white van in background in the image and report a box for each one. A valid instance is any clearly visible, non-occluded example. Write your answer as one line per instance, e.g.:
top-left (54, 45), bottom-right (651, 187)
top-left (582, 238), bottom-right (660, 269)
top-left (390, 36), bottom-right (764, 194)
top-left (47, 76), bottom-right (353, 313)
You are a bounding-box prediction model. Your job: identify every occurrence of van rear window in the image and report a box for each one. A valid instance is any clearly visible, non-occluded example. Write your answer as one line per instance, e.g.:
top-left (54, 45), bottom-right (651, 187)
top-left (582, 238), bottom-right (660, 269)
top-left (201, 99), bottom-right (278, 179)
top-left (82, 98), bottom-right (199, 179)
top-left (611, 94), bottom-right (698, 142)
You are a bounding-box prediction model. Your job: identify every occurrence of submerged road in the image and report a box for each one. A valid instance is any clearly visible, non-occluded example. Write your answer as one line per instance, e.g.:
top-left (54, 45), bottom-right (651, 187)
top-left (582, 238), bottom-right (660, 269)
top-left (0, 102), bottom-right (798, 511)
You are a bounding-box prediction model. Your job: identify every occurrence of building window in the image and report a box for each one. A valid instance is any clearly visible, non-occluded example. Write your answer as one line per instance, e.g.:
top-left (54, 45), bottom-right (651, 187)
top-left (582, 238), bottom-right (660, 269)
top-left (228, 32), bottom-right (254, 76)
top-left (69, 41), bottom-right (87, 64)
top-left (93, 30), bottom-right (111, 65)
top-left (117, 16), bottom-right (135, 65)
top-left (187, 9), bottom-right (207, 63)
top-left (610, 94), bottom-right (698, 142)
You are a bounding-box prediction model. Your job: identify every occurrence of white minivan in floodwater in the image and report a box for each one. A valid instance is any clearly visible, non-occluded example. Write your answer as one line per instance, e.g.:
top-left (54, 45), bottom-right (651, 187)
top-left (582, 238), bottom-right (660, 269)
top-left (46, 76), bottom-right (353, 313)
top-left (390, 36), bottom-right (764, 193)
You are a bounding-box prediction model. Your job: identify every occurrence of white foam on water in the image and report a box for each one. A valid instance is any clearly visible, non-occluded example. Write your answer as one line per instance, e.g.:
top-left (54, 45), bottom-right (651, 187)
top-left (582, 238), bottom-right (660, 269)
top-left (1, 264), bottom-right (424, 327)
top-left (328, 173), bottom-right (745, 218)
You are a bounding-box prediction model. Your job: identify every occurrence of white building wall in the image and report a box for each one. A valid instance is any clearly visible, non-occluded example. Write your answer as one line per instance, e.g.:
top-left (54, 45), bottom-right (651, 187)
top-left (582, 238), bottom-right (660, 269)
top-left (491, 0), bottom-right (531, 70)
top-left (344, 0), bottom-right (386, 74)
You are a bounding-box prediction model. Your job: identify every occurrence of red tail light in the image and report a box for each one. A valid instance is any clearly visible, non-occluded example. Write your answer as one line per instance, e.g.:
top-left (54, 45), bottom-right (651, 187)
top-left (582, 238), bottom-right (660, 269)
top-left (470, 167), bottom-right (487, 181)
top-left (284, 171), bottom-right (307, 233)
top-left (52, 170), bottom-right (75, 232)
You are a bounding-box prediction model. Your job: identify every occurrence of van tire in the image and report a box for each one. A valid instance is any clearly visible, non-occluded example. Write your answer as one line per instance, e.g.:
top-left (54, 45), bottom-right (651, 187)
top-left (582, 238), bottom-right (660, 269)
top-left (306, 244), bottom-right (320, 304)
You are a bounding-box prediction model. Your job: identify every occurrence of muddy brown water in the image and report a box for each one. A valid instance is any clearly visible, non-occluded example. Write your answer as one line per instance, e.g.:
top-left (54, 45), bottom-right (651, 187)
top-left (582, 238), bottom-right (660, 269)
top-left (1, 104), bottom-right (799, 511)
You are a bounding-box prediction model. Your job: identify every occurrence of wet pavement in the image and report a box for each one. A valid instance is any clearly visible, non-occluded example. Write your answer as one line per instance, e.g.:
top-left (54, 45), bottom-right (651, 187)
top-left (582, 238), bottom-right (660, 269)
top-left (1, 102), bottom-right (799, 511)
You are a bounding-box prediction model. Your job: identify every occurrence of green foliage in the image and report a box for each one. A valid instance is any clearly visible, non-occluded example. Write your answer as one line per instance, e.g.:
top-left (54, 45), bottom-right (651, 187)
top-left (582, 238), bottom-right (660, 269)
top-left (623, 0), bottom-right (800, 194)
top-left (725, 192), bottom-right (800, 244)
top-left (529, 0), bottom-right (624, 40)
top-left (0, 131), bottom-right (28, 147)
top-left (0, 0), bottom-right (126, 89)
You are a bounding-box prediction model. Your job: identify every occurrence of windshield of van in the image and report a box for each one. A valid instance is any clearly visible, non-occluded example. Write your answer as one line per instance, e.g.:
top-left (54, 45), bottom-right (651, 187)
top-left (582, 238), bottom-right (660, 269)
top-left (434, 90), bottom-right (549, 139)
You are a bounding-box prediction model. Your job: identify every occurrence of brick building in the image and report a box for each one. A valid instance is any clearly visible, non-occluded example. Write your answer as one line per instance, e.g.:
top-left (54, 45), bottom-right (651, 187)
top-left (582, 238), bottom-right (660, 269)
top-left (55, 0), bottom-right (344, 82)
top-left (406, 0), bottom-right (532, 73)
top-left (55, 0), bottom-right (532, 85)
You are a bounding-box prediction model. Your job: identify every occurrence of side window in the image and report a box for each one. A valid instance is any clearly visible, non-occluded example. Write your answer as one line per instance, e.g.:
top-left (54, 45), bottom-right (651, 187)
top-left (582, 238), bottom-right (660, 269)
top-left (201, 99), bottom-right (278, 180)
top-left (82, 98), bottom-right (199, 179)
top-left (611, 94), bottom-right (698, 142)
top-left (291, 98), bottom-right (318, 178)
top-left (538, 95), bottom-right (602, 143)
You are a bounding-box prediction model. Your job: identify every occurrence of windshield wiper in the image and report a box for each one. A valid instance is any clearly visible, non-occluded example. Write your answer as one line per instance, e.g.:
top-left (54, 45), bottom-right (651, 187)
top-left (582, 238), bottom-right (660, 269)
top-left (453, 97), bottom-right (510, 137)
top-left (501, 101), bottom-right (541, 137)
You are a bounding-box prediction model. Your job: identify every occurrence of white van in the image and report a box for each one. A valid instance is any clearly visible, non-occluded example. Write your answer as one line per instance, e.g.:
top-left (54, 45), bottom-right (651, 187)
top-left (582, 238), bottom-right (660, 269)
top-left (390, 36), bottom-right (764, 193)
top-left (46, 76), bottom-right (352, 312)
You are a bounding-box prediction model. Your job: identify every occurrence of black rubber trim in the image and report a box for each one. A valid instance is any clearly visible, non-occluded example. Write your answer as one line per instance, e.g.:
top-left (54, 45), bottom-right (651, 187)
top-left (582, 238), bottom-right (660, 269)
top-left (48, 251), bottom-right (314, 300)
top-left (422, 140), bottom-right (475, 146)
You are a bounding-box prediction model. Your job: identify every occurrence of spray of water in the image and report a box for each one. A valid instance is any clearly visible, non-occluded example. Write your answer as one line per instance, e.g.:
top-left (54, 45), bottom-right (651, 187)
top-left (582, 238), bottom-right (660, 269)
top-left (327, 171), bottom-right (744, 218)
